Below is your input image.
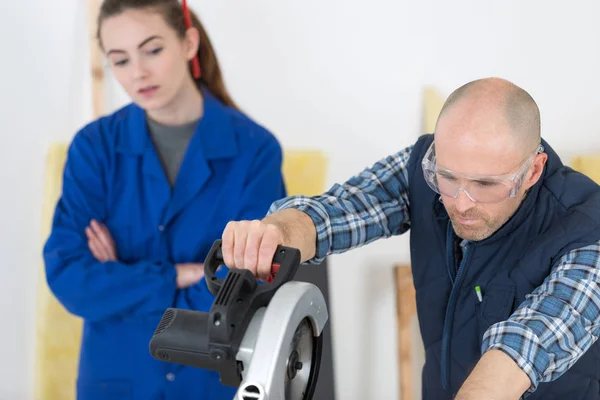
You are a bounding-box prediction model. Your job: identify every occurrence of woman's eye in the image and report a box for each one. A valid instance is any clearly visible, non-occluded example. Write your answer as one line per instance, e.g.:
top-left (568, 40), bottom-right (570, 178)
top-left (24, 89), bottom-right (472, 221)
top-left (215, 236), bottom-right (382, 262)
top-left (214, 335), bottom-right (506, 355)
top-left (148, 48), bottom-right (163, 55)
top-left (114, 59), bottom-right (128, 67)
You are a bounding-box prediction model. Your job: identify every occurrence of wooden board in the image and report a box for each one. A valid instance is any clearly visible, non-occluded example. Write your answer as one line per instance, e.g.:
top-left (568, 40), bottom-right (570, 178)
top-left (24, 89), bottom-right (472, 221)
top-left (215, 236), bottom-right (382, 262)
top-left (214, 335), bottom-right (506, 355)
top-left (423, 87), bottom-right (445, 134)
top-left (395, 265), bottom-right (417, 400)
top-left (88, 0), bottom-right (106, 117)
top-left (33, 2), bottom-right (106, 399)
top-left (572, 155), bottom-right (600, 184)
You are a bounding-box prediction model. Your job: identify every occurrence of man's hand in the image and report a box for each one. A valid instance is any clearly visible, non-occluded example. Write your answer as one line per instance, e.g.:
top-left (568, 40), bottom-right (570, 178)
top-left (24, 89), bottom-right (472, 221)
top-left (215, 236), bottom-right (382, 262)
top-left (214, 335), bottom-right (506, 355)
top-left (221, 220), bottom-right (285, 282)
top-left (86, 219), bottom-right (118, 262)
top-left (175, 263), bottom-right (205, 289)
top-left (455, 349), bottom-right (531, 400)
top-left (221, 209), bottom-right (318, 281)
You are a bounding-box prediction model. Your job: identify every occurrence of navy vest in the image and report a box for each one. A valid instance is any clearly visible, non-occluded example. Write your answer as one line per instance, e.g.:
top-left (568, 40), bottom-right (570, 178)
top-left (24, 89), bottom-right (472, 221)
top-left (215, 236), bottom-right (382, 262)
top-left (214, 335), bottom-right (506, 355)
top-left (406, 134), bottom-right (600, 399)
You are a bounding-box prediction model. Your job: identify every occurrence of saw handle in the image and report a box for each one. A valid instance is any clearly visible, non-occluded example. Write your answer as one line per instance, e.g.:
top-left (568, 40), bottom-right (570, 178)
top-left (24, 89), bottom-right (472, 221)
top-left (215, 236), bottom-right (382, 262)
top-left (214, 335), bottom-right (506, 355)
top-left (204, 239), bottom-right (300, 296)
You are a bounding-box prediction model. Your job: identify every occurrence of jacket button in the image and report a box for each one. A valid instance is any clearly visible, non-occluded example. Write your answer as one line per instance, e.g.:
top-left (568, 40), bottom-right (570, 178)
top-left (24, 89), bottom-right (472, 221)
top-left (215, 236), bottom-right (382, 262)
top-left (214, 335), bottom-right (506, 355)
top-left (158, 225), bottom-right (165, 232)
top-left (166, 372), bottom-right (175, 381)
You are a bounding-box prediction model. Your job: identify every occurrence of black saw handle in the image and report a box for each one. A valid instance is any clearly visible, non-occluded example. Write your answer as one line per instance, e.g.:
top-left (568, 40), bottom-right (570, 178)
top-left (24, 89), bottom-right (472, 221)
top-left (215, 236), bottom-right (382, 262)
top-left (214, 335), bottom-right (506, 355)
top-left (150, 239), bottom-right (303, 388)
top-left (199, 239), bottom-right (301, 386)
top-left (204, 239), bottom-right (300, 296)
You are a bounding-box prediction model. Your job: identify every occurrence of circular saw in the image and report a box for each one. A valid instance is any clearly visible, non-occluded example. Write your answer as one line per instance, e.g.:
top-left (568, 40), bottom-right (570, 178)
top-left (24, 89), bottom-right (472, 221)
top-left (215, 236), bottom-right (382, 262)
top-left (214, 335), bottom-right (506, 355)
top-left (149, 240), bottom-right (329, 400)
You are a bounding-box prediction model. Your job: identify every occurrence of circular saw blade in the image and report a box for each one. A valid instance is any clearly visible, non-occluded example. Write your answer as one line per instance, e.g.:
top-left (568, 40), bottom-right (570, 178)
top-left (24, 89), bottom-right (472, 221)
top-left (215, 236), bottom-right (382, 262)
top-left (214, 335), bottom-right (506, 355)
top-left (284, 318), bottom-right (323, 400)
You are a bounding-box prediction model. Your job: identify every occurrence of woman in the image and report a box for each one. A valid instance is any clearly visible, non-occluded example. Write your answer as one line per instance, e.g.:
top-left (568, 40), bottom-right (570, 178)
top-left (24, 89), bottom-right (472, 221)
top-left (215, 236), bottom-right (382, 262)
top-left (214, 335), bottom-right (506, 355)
top-left (43, 1), bottom-right (286, 399)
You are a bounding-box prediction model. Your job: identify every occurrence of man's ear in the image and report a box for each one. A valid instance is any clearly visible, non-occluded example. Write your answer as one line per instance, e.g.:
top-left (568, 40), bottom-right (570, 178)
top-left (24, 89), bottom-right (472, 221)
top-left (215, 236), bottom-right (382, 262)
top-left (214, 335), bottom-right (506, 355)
top-left (184, 27), bottom-right (200, 60)
top-left (524, 153), bottom-right (548, 189)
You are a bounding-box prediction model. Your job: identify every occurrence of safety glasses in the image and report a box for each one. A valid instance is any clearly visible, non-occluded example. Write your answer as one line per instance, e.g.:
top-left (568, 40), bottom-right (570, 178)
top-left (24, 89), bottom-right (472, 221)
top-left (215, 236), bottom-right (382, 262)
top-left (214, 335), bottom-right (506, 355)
top-left (421, 141), bottom-right (544, 204)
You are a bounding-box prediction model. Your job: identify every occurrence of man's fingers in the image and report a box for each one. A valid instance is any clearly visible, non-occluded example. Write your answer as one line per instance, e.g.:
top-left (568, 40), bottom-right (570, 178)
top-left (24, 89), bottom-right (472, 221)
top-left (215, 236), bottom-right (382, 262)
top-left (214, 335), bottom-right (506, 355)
top-left (233, 223), bottom-right (248, 269)
top-left (256, 224), bottom-right (282, 281)
top-left (244, 221), bottom-right (264, 276)
top-left (221, 222), bottom-right (235, 267)
top-left (221, 220), bottom-right (284, 281)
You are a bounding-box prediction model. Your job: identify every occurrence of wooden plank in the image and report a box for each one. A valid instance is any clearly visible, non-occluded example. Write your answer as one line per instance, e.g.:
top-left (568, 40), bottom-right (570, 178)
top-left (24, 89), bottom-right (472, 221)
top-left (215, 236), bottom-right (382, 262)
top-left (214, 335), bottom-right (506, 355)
top-left (423, 87), bottom-right (445, 134)
top-left (572, 154), bottom-right (600, 184)
top-left (33, 3), bottom-right (107, 399)
top-left (88, 0), bottom-right (105, 117)
top-left (35, 145), bottom-right (82, 400)
top-left (395, 265), bottom-right (417, 400)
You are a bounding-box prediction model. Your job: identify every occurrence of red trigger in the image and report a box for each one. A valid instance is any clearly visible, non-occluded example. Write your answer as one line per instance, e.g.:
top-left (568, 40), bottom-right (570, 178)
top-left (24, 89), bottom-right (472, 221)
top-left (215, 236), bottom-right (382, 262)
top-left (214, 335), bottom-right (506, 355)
top-left (267, 263), bottom-right (281, 283)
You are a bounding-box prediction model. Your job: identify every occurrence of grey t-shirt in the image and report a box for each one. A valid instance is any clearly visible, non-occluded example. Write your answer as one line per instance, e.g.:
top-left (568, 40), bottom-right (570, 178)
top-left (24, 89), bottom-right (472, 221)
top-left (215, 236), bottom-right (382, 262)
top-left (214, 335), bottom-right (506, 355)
top-left (147, 117), bottom-right (199, 187)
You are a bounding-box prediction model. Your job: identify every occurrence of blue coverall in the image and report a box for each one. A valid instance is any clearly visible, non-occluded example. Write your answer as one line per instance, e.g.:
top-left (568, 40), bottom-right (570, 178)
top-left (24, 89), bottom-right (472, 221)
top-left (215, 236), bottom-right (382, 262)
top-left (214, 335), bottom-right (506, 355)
top-left (43, 89), bottom-right (287, 399)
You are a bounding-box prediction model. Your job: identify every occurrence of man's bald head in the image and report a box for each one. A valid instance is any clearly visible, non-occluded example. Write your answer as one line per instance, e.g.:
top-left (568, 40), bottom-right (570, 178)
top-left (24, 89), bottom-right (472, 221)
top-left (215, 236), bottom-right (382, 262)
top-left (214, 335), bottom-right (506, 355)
top-left (435, 78), bottom-right (541, 154)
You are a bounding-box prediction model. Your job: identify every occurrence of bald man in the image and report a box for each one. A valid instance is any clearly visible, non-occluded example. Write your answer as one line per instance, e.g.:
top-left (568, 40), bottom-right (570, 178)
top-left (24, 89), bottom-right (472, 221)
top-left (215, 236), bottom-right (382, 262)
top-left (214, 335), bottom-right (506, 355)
top-left (220, 78), bottom-right (600, 400)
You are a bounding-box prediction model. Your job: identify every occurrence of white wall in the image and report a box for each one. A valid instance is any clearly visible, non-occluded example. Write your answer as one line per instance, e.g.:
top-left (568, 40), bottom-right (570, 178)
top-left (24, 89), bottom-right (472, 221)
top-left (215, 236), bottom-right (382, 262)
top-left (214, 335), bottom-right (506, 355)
top-left (0, 1), bottom-right (93, 399)
top-left (2, 0), bottom-right (600, 399)
top-left (188, 1), bottom-right (600, 399)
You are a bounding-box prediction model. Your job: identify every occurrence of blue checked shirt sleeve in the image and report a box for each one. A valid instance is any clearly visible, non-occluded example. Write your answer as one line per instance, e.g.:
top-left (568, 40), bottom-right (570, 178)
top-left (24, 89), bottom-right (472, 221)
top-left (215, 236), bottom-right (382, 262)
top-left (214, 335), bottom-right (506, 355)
top-left (268, 145), bottom-right (414, 264)
top-left (481, 241), bottom-right (600, 395)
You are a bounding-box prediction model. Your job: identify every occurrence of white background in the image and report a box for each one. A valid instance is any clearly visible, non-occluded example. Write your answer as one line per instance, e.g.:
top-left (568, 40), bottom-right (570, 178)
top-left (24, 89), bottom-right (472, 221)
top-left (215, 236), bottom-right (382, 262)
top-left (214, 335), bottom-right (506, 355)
top-left (2, 0), bottom-right (600, 399)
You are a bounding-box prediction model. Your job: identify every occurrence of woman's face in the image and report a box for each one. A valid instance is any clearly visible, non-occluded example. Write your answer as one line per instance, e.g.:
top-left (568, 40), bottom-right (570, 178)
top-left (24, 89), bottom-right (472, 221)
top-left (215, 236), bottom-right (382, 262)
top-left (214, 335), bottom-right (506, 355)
top-left (100, 8), bottom-right (197, 111)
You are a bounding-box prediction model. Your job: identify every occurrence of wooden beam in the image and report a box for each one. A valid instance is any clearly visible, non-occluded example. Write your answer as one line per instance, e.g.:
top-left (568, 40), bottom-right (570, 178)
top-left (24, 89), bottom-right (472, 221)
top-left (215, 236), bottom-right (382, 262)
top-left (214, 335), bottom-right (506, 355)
top-left (395, 265), bottom-right (417, 400)
top-left (423, 87), bottom-right (445, 134)
top-left (88, 0), bottom-right (105, 118)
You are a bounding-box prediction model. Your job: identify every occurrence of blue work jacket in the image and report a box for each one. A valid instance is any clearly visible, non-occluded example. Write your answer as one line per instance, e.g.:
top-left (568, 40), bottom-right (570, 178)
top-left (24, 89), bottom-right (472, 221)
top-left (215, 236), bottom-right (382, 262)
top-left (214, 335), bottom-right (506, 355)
top-left (43, 88), bottom-right (287, 400)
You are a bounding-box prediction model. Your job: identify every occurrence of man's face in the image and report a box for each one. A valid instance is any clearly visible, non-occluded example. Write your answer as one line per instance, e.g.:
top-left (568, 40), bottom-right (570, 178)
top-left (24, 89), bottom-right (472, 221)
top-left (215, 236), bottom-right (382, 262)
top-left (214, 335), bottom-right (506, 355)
top-left (433, 105), bottom-right (545, 241)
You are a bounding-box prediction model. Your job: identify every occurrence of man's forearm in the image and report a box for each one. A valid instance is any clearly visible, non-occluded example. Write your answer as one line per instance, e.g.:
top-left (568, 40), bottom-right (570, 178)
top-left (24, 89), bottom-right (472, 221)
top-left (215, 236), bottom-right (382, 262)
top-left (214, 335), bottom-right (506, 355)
top-left (263, 208), bottom-right (317, 262)
top-left (455, 350), bottom-right (531, 400)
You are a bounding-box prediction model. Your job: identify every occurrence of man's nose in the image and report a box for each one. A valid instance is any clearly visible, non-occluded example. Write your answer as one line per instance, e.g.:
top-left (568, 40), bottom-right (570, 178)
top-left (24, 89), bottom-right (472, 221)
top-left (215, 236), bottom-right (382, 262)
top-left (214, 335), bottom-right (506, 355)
top-left (454, 189), bottom-right (475, 213)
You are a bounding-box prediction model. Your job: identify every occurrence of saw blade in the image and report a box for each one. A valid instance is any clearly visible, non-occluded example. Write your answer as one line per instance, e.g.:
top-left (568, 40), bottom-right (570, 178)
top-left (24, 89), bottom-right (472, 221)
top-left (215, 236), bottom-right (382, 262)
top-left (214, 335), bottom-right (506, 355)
top-left (284, 318), bottom-right (315, 400)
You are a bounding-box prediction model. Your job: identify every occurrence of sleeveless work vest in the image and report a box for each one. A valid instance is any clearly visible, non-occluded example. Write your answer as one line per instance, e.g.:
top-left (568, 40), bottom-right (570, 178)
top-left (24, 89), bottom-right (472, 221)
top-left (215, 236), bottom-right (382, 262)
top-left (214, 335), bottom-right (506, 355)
top-left (406, 134), bottom-right (600, 399)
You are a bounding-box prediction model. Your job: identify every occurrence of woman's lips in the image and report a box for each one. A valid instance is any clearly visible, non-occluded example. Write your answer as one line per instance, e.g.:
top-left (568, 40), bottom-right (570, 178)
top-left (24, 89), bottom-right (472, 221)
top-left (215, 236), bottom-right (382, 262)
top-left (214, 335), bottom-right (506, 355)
top-left (138, 85), bottom-right (159, 97)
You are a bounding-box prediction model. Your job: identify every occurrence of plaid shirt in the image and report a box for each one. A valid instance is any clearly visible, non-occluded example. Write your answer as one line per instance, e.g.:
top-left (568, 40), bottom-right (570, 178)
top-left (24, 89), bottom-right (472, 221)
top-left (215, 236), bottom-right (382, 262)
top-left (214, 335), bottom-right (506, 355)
top-left (269, 144), bottom-right (600, 394)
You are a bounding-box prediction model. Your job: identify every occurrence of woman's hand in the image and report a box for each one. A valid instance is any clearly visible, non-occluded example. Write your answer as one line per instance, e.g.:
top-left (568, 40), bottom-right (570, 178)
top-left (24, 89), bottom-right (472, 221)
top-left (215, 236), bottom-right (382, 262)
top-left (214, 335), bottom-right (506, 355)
top-left (85, 219), bottom-right (205, 289)
top-left (175, 263), bottom-right (205, 289)
top-left (85, 219), bottom-right (118, 262)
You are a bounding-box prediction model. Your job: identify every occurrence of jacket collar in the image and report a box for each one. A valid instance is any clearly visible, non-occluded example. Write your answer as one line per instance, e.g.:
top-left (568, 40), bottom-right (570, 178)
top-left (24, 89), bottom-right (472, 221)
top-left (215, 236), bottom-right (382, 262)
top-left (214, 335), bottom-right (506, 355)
top-left (116, 86), bottom-right (239, 160)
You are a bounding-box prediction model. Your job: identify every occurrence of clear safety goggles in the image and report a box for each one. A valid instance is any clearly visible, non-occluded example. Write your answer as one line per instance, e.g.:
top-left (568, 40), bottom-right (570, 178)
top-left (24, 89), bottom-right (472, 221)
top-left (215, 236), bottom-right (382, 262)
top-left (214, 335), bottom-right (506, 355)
top-left (421, 141), bottom-right (544, 204)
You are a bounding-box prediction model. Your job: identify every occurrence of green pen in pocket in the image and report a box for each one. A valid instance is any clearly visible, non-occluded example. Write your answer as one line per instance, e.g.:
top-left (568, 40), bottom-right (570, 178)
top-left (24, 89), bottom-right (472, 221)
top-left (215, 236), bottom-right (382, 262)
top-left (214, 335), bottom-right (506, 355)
top-left (475, 285), bottom-right (483, 302)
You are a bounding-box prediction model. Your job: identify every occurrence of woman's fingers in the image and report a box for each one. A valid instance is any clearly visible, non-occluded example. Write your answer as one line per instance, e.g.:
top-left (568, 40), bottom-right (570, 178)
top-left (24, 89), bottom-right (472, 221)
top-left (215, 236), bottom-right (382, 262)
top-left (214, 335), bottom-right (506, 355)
top-left (90, 220), bottom-right (117, 261)
top-left (86, 227), bottom-right (108, 261)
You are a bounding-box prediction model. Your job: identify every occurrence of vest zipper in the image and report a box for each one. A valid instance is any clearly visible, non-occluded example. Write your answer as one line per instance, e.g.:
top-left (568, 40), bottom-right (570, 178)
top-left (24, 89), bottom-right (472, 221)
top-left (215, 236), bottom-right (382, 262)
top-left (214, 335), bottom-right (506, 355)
top-left (445, 224), bottom-right (455, 285)
top-left (441, 222), bottom-right (471, 392)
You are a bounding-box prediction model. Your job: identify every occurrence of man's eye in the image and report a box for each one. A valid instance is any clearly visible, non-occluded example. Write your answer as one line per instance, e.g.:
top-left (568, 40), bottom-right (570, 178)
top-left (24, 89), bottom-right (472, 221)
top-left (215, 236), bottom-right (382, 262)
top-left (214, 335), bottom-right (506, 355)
top-left (475, 180), bottom-right (498, 187)
top-left (438, 173), bottom-right (456, 182)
